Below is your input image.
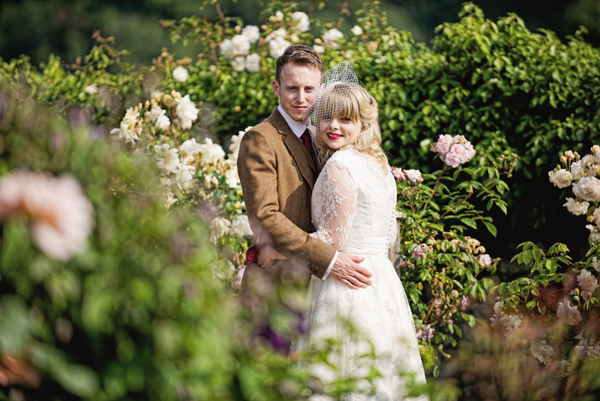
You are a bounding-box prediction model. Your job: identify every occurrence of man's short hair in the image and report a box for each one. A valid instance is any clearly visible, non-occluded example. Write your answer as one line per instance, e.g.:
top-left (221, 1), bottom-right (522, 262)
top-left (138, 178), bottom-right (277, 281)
top-left (275, 45), bottom-right (324, 82)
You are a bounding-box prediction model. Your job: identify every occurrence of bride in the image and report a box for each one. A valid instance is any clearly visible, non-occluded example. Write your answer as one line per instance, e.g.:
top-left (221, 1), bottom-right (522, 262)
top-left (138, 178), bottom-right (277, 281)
top-left (261, 64), bottom-right (428, 400)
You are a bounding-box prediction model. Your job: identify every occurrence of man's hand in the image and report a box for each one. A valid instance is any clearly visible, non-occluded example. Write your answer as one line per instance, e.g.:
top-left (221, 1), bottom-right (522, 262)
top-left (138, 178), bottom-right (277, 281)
top-left (257, 245), bottom-right (287, 269)
top-left (329, 253), bottom-right (371, 289)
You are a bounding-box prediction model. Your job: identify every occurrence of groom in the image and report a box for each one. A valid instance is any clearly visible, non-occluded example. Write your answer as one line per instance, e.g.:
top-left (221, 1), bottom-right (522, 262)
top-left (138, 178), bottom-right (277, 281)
top-left (238, 45), bottom-right (372, 297)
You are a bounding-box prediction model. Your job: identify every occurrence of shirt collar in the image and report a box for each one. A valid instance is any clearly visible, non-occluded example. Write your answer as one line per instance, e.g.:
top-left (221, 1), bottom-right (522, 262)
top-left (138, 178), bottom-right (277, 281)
top-left (278, 105), bottom-right (310, 139)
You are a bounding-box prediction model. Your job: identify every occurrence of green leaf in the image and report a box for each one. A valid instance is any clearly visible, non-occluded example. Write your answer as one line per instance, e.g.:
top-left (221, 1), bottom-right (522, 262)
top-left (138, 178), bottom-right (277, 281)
top-left (54, 364), bottom-right (100, 397)
top-left (461, 218), bottom-right (477, 229)
top-left (483, 221), bottom-right (497, 237)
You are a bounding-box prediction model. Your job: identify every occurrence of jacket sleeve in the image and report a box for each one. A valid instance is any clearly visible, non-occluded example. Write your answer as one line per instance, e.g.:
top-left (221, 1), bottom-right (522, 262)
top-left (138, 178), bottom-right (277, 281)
top-left (237, 128), bottom-right (335, 278)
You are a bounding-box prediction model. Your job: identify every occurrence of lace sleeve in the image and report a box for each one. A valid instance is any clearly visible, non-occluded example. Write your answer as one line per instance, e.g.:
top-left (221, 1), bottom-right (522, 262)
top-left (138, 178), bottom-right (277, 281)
top-left (311, 160), bottom-right (357, 251)
top-left (386, 172), bottom-right (398, 250)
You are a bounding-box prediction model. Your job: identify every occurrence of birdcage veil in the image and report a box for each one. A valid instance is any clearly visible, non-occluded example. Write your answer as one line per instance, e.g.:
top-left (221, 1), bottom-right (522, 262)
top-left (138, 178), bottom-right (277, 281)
top-left (312, 62), bottom-right (362, 136)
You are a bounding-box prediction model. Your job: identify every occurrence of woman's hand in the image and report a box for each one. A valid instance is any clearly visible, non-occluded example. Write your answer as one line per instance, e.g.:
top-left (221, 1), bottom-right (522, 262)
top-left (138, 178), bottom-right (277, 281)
top-left (257, 245), bottom-right (287, 269)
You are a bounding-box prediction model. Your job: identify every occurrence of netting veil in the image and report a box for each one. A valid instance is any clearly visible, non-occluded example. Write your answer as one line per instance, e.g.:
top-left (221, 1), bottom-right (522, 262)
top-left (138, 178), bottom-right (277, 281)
top-left (311, 62), bottom-right (361, 138)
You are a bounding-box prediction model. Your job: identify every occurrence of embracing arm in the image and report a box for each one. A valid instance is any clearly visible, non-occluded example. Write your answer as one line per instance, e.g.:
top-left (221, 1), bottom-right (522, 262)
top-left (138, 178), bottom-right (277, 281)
top-left (238, 128), bottom-right (335, 278)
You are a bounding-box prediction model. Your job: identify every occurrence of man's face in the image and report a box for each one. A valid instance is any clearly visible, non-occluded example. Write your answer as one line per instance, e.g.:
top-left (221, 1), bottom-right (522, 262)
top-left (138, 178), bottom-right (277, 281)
top-left (273, 63), bottom-right (321, 123)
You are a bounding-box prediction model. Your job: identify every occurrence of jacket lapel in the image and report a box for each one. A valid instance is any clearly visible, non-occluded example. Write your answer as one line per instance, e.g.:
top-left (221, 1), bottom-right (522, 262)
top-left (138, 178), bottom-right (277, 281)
top-left (267, 109), bottom-right (317, 189)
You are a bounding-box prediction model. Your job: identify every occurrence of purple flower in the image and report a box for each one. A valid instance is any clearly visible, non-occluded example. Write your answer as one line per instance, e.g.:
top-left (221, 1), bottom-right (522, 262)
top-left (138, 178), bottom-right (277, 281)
top-left (434, 134), bottom-right (454, 155)
top-left (258, 326), bottom-right (290, 353)
top-left (478, 254), bottom-right (492, 268)
top-left (460, 296), bottom-right (471, 311)
top-left (412, 244), bottom-right (429, 260)
top-left (416, 325), bottom-right (435, 340)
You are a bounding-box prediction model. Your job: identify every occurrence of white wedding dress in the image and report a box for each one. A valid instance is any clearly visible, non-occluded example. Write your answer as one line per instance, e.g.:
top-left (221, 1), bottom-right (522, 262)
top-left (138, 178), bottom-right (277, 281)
top-left (294, 149), bottom-right (428, 400)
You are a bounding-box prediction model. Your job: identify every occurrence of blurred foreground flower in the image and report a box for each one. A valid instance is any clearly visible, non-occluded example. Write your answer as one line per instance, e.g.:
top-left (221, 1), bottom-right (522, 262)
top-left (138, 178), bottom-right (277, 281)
top-left (0, 170), bottom-right (94, 261)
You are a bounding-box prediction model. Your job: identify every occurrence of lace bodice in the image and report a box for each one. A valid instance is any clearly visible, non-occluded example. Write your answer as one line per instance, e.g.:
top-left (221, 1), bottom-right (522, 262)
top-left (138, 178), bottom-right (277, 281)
top-left (311, 149), bottom-right (397, 254)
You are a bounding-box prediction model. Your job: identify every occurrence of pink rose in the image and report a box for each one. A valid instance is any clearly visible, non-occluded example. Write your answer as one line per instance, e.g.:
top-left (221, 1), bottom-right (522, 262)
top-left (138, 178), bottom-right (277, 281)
top-left (434, 134), bottom-right (454, 155)
top-left (391, 167), bottom-right (406, 181)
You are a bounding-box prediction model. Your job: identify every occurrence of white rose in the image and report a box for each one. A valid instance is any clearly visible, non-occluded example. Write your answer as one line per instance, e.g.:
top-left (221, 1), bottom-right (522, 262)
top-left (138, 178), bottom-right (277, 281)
top-left (84, 84), bottom-right (98, 94)
top-left (163, 191), bottom-right (178, 210)
top-left (291, 11), bottom-right (310, 32)
top-left (232, 34), bottom-right (250, 56)
top-left (210, 217), bottom-right (231, 242)
top-left (530, 340), bottom-right (555, 365)
top-left (404, 169), bottom-right (423, 183)
top-left (557, 299), bottom-right (581, 325)
top-left (172, 66), bottom-right (189, 82)
top-left (231, 56), bottom-right (246, 72)
top-left (175, 95), bottom-right (199, 130)
top-left (145, 105), bottom-right (164, 122)
top-left (275, 11), bottom-right (284, 21)
top-left (225, 167), bottom-right (240, 189)
top-left (573, 176), bottom-right (600, 202)
top-left (313, 45), bottom-right (325, 54)
top-left (180, 138), bottom-right (202, 155)
top-left (241, 25), bottom-right (260, 44)
top-left (563, 197), bottom-right (589, 215)
top-left (269, 36), bottom-right (291, 59)
top-left (155, 144), bottom-right (180, 173)
top-left (199, 138), bottom-right (226, 167)
top-left (229, 126), bottom-right (251, 161)
top-left (351, 25), bottom-right (363, 35)
top-left (0, 171), bottom-right (95, 261)
top-left (175, 163), bottom-right (196, 190)
top-left (245, 53), bottom-right (261, 72)
top-left (231, 215), bottom-right (253, 237)
top-left (155, 113), bottom-right (171, 131)
top-left (110, 107), bottom-right (141, 144)
top-left (587, 224), bottom-right (600, 242)
top-left (265, 28), bottom-right (287, 42)
top-left (219, 39), bottom-right (235, 58)
top-left (592, 257), bottom-right (600, 273)
top-left (323, 28), bottom-right (343, 48)
top-left (571, 160), bottom-right (584, 180)
top-left (595, 207), bottom-right (600, 227)
top-left (548, 169), bottom-right (572, 188)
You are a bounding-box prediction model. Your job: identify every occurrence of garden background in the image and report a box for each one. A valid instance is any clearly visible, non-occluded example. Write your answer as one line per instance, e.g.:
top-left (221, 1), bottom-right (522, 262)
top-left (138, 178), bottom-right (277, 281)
top-left (1, 0), bottom-right (600, 400)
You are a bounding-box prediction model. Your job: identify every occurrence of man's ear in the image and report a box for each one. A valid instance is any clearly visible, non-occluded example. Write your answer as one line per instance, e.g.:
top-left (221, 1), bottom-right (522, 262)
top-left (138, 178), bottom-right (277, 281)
top-left (272, 79), bottom-right (280, 97)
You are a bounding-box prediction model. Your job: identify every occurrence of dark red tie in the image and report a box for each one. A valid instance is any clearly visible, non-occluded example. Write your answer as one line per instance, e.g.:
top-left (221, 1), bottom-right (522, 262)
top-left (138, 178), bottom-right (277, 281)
top-left (300, 129), bottom-right (313, 156)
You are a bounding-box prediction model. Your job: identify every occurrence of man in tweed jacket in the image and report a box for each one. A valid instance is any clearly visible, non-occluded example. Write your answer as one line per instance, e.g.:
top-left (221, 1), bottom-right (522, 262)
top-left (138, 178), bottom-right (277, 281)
top-left (238, 45), bottom-right (372, 296)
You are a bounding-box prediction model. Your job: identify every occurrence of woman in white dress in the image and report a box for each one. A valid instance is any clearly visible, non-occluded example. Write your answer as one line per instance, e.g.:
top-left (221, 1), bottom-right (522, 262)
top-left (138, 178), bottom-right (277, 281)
top-left (299, 64), bottom-right (428, 400)
top-left (260, 64), bottom-right (428, 400)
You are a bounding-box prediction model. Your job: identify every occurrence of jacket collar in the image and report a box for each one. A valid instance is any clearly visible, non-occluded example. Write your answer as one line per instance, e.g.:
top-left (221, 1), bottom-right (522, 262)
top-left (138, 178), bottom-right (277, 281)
top-left (266, 108), bottom-right (317, 185)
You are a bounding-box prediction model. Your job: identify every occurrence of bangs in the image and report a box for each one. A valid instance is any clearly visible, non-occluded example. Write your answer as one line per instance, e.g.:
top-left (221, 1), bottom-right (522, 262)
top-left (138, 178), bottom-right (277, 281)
top-left (318, 84), bottom-right (361, 122)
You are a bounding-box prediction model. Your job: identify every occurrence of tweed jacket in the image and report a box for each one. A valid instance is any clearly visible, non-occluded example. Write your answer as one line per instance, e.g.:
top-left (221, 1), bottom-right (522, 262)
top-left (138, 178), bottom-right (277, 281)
top-left (237, 108), bottom-right (335, 279)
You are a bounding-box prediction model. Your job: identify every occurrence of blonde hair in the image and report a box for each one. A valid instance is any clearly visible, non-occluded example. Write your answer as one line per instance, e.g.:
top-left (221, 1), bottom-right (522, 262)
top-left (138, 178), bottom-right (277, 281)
top-left (314, 83), bottom-right (387, 170)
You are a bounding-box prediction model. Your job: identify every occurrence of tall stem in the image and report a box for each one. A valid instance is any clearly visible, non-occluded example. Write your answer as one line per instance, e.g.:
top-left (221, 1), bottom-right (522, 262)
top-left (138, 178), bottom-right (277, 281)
top-left (422, 164), bottom-right (448, 212)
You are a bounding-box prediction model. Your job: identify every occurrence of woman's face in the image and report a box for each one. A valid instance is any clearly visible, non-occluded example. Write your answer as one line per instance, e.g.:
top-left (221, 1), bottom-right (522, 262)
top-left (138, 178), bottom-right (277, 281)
top-left (319, 115), bottom-right (362, 150)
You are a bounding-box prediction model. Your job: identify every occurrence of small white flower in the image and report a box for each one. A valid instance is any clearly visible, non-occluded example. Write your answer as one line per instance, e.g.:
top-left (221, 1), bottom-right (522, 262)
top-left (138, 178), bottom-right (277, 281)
top-left (231, 215), bottom-right (253, 237)
top-left (84, 84), bottom-right (98, 94)
top-left (164, 191), bottom-right (178, 210)
top-left (146, 105), bottom-right (164, 122)
top-left (231, 56), bottom-right (246, 72)
top-left (269, 36), bottom-right (291, 59)
top-left (563, 197), bottom-right (589, 215)
top-left (241, 25), bottom-right (260, 44)
top-left (225, 168), bottom-right (240, 189)
top-left (571, 160), bottom-right (585, 180)
top-left (490, 301), bottom-right (522, 337)
top-left (587, 224), bottom-right (600, 243)
top-left (575, 332), bottom-right (600, 361)
top-left (594, 207), bottom-right (600, 227)
top-left (245, 53), bottom-right (261, 73)
top-left (172, 66), bottom-right (189, 82)
top-left (548, 169), bottom-right (573, 188)
top-left (291, 11), bottom-right (310, 33)
top-left (220, 39), bottom-right (235, 58)
top-left (313, 45), bottom-right (325, 54)
top-left (231, 34), bottom-right (251, 56)
top-left (231, 267), bottom-right (245, 290)
top-left (275, 11), bottom-right (284, 21)
top-left (478, 254), bottom-right (492, 267)
top-left (210, 217), bottom-right (231, 243)
top-left (155, 113), bottom-right (171, 131)
top-left (175, 95), bottom-right (199, 130)
top-left (351, 25), bottom-right (363, 35)
top-left (323, 28), bottom-right (343, 48)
